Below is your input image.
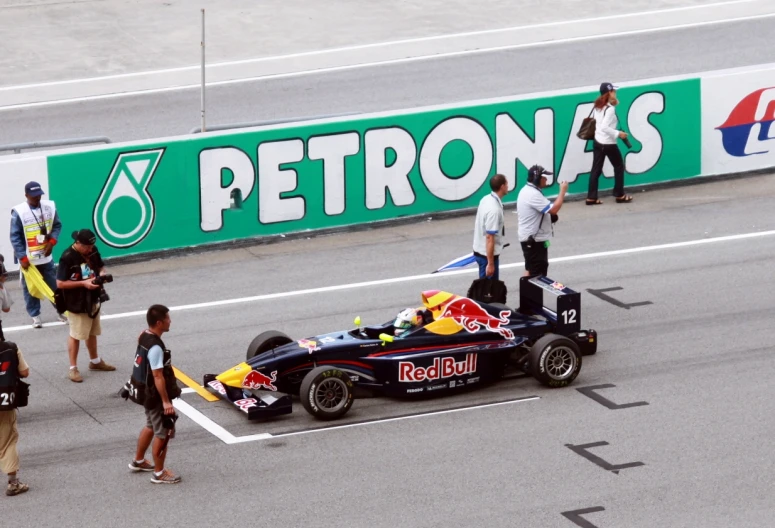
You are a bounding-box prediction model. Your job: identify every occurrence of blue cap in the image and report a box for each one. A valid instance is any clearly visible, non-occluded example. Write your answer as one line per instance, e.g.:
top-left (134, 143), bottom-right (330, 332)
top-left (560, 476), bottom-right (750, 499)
top-left (24, 181), bottom-right (44, 197)
top-left (600, 82), bottom-right (618, 95)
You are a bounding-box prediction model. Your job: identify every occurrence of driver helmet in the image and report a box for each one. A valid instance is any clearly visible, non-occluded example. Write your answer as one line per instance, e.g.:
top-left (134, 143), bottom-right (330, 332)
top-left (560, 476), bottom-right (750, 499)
top-left (393, 308), bottom-right (421, 336)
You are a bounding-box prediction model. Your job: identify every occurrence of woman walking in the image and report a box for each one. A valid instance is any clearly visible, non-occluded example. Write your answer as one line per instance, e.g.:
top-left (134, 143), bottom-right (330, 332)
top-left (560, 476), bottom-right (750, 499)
top-left (586, 82), bottom-right (633, 205)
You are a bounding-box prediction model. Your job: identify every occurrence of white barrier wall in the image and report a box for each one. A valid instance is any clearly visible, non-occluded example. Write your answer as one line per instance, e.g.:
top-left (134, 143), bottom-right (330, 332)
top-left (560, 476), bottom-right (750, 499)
top-left (702, 64), bottom-right (775, 175)
top-left (0, 155), bottom-right (50, 272)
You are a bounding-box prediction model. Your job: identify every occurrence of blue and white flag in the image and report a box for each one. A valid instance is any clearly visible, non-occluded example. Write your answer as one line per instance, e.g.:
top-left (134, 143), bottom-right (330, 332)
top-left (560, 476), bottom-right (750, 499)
top-left (432, 253), bottom-right (477, 273)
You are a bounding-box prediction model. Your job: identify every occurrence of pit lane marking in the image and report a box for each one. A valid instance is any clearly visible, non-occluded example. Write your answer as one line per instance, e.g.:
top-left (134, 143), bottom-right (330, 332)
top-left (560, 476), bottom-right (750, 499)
top-left (172, 394), bottom-right (540, 444)
top-left (3, 228), bottom-right (775, 335)
top-left (173, 367), bottom-right (219, 402)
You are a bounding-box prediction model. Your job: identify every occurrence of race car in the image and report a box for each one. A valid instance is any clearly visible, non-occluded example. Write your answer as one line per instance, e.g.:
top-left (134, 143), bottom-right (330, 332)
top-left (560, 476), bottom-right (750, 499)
top-left (203, 275), bottom-right (598, 421)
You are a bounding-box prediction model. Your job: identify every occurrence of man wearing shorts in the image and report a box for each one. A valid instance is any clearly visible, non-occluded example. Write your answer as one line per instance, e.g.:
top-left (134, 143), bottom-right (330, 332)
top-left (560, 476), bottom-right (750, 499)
top-left (128, 304), bottom-right (182, 484)
top-left (55, 229), bottom-right (115, 382)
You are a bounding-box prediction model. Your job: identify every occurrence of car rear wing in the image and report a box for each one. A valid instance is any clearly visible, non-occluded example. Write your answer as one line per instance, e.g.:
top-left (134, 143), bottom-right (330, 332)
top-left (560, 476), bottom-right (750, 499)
top-left (518, 276), bottom-right (581, 335)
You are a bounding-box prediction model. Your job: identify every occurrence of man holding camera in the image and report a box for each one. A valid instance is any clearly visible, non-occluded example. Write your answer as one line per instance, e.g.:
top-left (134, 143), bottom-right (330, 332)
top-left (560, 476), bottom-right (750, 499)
top-left (55, 229), bottom-right (115, 383)
top-left (517, 165), bottom-right (568, 278)
top-left (9, 181), bottom-right (68, 328)
top-left (126, 304), bottom-right (182, 484)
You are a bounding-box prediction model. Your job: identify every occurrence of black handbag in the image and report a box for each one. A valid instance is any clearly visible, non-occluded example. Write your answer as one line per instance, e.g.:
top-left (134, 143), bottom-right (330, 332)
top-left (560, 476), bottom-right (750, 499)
top-left (15, 379), bottom-right (29, 408)
top-left (467, 278), bottom-right (507, 305)
top-left (576, 108), bottom-right (596, 140)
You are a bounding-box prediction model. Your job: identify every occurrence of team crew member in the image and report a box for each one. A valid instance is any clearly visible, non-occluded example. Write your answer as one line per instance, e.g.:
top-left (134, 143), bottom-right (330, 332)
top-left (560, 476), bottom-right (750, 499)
top-left (128, 304), bottom-right (182, 484)
top-left (586, 82), bottom-right (633, 205)
top-left (472, 174), bottom-right (508, 280)
top-left (0, 340), bottom-right (30, 496)
top-left (56, 229), bottom-right (115, 382)
top-left (517, 165), bottom-right (568, 278)
top-left (9, 181), bottom-right (67, 328)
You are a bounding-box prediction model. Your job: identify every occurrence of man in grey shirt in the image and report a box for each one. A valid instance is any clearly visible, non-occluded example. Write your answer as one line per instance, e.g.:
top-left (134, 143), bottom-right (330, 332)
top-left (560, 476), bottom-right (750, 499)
top-left (517, 165), bottom-right (568, 278)
top-left (472, 174), bottom-right (508, 280)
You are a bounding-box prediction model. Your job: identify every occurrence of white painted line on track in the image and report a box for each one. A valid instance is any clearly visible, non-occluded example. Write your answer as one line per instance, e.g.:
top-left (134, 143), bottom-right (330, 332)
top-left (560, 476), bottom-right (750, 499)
top-left (174, 394), bottom-right (540, 444)
top-left (4, 228), bottom-right (775, 335)
top-left (1, 0), bottom-right (773, 109)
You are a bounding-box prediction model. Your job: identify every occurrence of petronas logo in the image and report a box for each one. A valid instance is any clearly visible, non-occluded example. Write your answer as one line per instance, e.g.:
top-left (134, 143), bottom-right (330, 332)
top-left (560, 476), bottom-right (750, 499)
top-left (93, 149), bottom-right (165, 248)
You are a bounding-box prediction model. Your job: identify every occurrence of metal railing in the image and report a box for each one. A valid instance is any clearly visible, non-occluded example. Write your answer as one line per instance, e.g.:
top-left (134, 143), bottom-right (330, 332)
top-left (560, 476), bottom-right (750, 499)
top-left (188, 113), bottom-right (359, 134)
top-left (0, 136), bottom-right (112, 154)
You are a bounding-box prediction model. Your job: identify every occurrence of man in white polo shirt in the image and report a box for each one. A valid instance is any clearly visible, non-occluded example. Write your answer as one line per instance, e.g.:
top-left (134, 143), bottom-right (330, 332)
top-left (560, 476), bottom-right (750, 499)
top-left (472, 174), bottom-right (508, 280)
top-left (517, 165), bottom-right (568, 278)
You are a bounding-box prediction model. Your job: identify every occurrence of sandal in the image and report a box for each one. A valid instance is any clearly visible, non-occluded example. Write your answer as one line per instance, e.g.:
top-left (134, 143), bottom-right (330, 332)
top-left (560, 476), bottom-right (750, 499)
top-left (585, 199), bottom-right (603, 205)
top-left (615, 195), bottom-right (633, 203)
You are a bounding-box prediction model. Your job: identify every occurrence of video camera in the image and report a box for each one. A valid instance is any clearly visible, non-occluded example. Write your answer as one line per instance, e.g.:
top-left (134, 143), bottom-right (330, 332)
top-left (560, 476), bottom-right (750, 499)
top-left (92, 273), bottom-right (113, 303)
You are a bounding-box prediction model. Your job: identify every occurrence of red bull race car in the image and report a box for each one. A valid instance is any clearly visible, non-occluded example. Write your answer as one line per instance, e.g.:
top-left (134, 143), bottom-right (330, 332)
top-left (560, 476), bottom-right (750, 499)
top-left (203, 275), bottom-right (598, 421)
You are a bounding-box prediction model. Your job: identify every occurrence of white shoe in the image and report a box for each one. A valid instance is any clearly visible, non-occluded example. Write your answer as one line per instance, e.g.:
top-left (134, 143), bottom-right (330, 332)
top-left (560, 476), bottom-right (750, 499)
top-left (32, 316), bottom-right (42, 329)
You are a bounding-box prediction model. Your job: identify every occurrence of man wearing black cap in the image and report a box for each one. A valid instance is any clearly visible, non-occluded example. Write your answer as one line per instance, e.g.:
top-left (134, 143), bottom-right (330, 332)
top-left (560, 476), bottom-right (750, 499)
top-left (9, 181), bottom-right (66, 328)
top-left (516, 165), bottom-right (568, 278)
top-left (586, 82), bottom-right (633, 205)
top-left (55, 229), bottom-right (115, 383)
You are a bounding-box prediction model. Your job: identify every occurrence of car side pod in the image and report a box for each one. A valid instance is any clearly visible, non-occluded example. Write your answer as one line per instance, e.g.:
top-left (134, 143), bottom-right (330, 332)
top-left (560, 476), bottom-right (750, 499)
top-left (518, 275), bottom-right (598, 356)
top-left (202, 373), bottom-right (293, 420)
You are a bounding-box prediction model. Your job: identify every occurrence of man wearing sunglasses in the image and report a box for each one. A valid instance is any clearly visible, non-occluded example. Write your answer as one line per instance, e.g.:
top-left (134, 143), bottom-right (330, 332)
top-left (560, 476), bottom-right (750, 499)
top-left (55, 229), bottom-right (116, 383)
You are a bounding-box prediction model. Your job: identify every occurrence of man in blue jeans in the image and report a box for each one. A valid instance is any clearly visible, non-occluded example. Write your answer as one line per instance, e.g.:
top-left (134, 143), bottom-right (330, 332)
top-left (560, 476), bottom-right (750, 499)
top-left (472, 174), bottom-right (508, 280)
top-left (9, 181), bottom-right (67, 329)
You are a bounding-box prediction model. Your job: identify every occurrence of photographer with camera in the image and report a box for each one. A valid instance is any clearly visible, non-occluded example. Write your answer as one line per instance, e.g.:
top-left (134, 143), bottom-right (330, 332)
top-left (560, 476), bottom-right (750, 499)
top-left (125, 304), bottom-right (182, 484)
top-left (517, 165), bottom-right (567, 278)
top-left (55, 229), bottom-right (115, 383)
top-left (586, 82), bottom-right (633, 205)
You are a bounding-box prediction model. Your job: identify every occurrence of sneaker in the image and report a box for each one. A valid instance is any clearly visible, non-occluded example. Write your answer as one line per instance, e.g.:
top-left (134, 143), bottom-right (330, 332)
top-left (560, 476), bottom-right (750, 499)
top-left (151, 469), bottom-right (181, 484)
top-left (88, 360), bottom-right (116, 371)
top-left (31, 316), bottom-right (42, 329)
top-left (6, 480), bottom-right (29, 496)
top-left (128, 459), bottom-right (155, 472)
top-left (68, 368), bottom-right (83, 383)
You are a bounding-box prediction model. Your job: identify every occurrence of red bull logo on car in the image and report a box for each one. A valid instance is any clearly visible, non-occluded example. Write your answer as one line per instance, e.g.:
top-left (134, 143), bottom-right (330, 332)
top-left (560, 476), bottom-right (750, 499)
top-left (439, 298), bottom-right (515, 339)
top-left (242, 370), bottom-right (278, 391)
top-left (399, 353), bottom-right (477, 382)
top-left (716, 87), bottom-right (775, 157)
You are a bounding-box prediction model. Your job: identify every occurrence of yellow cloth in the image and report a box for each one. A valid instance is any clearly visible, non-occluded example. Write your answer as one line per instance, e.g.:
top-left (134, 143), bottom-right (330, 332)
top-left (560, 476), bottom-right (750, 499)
top-left (21, 265), bottom-right (69, 317)
top-left (21, 264), bottom-right (53, 301)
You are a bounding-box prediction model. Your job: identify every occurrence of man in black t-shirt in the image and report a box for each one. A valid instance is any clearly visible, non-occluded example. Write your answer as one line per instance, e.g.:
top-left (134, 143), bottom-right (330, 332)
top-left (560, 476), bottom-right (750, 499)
top-left (55, 229), bottom-right (116, 383)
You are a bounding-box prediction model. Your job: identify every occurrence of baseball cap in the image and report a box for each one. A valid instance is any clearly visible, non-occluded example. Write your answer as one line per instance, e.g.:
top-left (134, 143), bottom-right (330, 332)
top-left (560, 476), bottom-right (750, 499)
top-left (528, 164), bottom-right (554, 179)
top-left (0, 253), bottom-right (6, 277)
top-left (72, 229), bottom-right (97, 245)
top-left (25, 181), bottom-right (45, 197)
top-left (600, 82), bottom-right (618, 95)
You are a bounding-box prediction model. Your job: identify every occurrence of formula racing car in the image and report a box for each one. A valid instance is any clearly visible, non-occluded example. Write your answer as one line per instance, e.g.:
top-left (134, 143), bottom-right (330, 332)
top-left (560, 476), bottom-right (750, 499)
top-left (203, 275), bottom-right (598, 421)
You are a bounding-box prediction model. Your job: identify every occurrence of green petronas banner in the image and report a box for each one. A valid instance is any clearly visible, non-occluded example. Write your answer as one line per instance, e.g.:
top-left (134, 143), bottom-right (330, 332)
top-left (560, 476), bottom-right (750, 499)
top-left (46, 77), bottom-right (701, 260)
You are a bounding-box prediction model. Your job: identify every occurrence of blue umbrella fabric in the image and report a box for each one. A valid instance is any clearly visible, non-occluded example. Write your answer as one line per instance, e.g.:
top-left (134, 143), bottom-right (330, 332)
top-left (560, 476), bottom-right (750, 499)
top-left (432, 243), bottom-right (510, 273)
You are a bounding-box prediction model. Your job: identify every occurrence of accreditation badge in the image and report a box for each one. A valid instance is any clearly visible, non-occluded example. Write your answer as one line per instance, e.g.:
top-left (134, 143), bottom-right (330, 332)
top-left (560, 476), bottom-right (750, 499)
top-left (36, 234), bottom-right (46, 245)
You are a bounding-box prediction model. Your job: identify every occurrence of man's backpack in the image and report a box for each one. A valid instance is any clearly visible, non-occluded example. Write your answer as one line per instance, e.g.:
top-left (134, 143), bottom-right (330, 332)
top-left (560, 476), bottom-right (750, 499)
top-left (467, 278), bottom-right (507, 305)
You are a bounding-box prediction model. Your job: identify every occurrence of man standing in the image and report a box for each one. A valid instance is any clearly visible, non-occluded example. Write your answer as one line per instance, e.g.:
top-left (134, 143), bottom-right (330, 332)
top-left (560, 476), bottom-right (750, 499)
top-left (9, 181), bottom-right (67, 328)
top-left (0, 339), bottom-right (30, 496)
top-left (472, 174), bottom-right (508, 280)
top-left (128, 304), bottom-right (182, 484)
top-left (517, 165), bottom-right (568, 278)
top-left (56, 229), bottom-right (115, 383)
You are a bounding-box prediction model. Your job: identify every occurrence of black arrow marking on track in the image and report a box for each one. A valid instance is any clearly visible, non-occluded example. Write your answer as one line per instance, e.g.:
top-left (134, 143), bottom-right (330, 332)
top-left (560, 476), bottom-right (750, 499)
top-left (561, 507), bottom-right (606, 528)
top-left (586, 287), bottom-right (653, 310)
top-left (566, 441), bottom-right (645, 475)
top-left (577, 383), bottom-right (649, 410)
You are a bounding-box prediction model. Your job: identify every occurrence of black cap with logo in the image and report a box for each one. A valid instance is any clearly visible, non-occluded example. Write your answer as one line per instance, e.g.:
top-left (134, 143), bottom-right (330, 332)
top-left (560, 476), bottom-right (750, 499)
top-left (72, 229), bottom-right (97, 245)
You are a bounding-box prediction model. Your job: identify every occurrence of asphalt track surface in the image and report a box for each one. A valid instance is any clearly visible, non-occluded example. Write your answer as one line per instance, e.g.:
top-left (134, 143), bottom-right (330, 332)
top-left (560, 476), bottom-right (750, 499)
top-left (0, 15), bottom-right (773, 145)
top-left (2, 171), bottom-right (775, 526)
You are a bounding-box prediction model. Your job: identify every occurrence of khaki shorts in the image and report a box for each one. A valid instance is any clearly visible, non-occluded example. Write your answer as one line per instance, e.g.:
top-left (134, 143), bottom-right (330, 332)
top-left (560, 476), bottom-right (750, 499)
top-left (145, 405), bottom-right (172, 440)
top-left (69, 311), bottom-right (102, 341)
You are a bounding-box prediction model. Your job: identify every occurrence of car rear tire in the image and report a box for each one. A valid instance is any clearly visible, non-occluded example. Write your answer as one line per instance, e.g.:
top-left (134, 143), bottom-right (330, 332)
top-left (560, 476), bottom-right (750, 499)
top-left (529, 334), bottom-right (581, 388)
top-left (300, 366), bottom-right (355, 421)
top-left (247, 330), bottom-right (293, 361)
